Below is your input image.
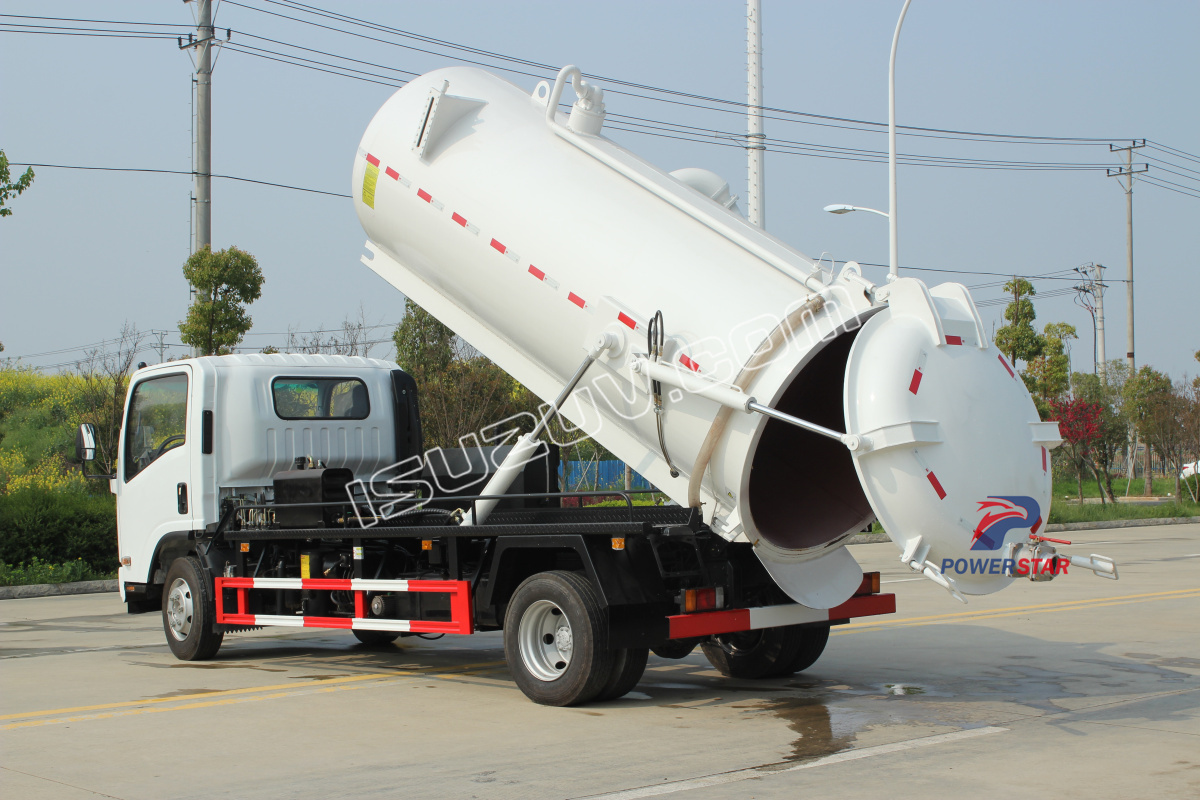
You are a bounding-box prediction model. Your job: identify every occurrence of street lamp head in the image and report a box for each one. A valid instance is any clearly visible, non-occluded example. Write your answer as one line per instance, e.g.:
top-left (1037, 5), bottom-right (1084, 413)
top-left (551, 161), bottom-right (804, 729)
top-left (824, 204), bottom-right (856, 214)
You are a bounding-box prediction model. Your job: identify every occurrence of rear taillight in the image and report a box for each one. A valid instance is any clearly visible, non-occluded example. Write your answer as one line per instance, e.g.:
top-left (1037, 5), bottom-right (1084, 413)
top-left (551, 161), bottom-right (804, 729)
top-left (682, 587), bottom-right (724, 612)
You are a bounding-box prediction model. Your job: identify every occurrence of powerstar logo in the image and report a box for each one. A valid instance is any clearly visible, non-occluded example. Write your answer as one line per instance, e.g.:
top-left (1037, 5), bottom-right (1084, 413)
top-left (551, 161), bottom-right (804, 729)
top-left (971, 496), bottom-right (1042, 551)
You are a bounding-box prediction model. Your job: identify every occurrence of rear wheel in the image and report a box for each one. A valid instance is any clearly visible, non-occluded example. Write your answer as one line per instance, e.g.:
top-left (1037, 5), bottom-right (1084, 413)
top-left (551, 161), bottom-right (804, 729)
top-left (701, 626), bottom-right (801, 679)
top-left (651, 637), bottom-right (701, 660)
top-left (163, 556), bottom-right (223, 661)
top-left (777, 624), bottom-right (830, 675)
top-left (352, 630), bottom-right (400, 646)
top-left (594, 647), bottom-right (649, 702)
top-left (504, 571), bottom-right (614, 706)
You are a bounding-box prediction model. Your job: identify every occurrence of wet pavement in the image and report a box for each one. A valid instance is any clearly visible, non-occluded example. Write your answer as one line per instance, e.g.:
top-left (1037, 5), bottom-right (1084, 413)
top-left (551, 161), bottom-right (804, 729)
top-left (2, 523), bottom-right (1198, 799)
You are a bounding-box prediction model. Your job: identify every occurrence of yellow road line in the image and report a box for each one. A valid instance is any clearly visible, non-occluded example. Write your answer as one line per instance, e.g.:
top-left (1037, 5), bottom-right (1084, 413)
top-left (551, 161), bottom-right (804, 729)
top-left (834, 589), bottom-right (1200, 636)
top-left (0, 660), bottom-right (506, 723)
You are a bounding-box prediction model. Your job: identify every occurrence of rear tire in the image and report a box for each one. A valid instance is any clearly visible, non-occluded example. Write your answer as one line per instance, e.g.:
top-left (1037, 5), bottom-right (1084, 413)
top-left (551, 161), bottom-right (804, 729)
top-left (701, 626), bottom-right (801, 680)
top-left (651, 637), bottom-right (701, 660)
top-left (163, 556), bottom-right (223, 661)
top-left (352, 630), bottom-right (400, 646)
top-left (777, 624), bottom-right (830, 675)
top-left (594, 647), bottom-right (649, 702)
top-left (504, 571), bottom-right (614, 706)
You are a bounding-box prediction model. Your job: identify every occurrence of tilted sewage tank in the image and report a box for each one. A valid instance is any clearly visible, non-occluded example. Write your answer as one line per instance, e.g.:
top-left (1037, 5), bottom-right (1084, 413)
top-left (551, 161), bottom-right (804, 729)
top-left (353, 65), bottom-right (1117, 609)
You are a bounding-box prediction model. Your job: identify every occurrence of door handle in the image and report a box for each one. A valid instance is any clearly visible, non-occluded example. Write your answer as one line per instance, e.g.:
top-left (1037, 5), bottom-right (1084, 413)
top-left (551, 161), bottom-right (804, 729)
top-left (177, 483), bottom-right (188, 514)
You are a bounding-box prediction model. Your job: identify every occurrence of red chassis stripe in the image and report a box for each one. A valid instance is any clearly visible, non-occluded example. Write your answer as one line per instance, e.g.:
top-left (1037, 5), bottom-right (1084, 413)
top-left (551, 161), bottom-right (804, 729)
top-left (303, 616), bottom-right (353, 629)
top-left (668, 608), bottom-right (751, 639)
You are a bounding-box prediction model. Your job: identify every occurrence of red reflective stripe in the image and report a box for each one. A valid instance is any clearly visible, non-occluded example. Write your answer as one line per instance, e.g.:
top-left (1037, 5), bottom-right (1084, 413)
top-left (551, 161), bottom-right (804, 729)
top-left (568, 292), bottom-right (586, 308)
top-left (302, 616), bottom-right (354, 629)
top-left (300, 579), bottom-right (348, 591)
top-left (668, 608), bottom-right (751, 639)
top-left (219, 577), bottom-right (254, 588)
top-left (1042, 447), bottom-right (1047, 472)
top-left (946, 335), bottom-right (963, 345)
top-left (926, 471), bottom-right (947, 499)
top-left (451, 212), bottom-right (468, 226)
top-left (679, 354), bottom-right (700, 372)
top-left (618, 312), bottom-right (637, 329)
top-left (417, 189), bottom-right (432, 203)
top-left (354, 591), bottom-right (365, 619)
top-left (998, 354), bottom-right (1015, 377)
top-left (528, 265), bottom-right (546, 280)
top-left (827, 592), bottom-right (896, 621)
top-left (490, 238), bottom-right (506, 254)
top-left (365, 154), bottom-right (379, 167)
top-left (909, 369), bottom-right (923, 395)
top-left (1030, 516), bottom-right (1043, 536)
top-left (385, 167), bottom-right (399, 180)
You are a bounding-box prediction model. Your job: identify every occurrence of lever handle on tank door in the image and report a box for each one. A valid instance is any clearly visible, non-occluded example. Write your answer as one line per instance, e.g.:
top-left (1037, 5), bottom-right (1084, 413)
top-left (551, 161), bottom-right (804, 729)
top-left (177, 483), bottom-right (188, 515)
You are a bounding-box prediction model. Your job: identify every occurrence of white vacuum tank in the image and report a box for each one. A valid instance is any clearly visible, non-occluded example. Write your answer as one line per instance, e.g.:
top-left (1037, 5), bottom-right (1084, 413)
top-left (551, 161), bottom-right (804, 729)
top-left (353, 65), bottom-right (1079, 609)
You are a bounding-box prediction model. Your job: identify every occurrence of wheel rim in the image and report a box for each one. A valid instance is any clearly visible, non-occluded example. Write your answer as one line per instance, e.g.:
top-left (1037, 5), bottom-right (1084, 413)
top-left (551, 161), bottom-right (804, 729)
top-left (518, 599), bottom-right (573, 682)
top-left (166, 577), bottom-right (194, 641)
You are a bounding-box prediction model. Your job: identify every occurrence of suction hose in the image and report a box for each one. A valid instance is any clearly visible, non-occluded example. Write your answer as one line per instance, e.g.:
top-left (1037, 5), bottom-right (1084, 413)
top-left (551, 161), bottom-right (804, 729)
top-left (686, 294), bottom-right (826, 508)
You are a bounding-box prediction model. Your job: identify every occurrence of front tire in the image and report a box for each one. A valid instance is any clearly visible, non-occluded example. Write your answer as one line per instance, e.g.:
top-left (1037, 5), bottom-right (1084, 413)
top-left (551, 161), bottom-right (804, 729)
top-left (163, 556), bottom-right (223, 661)
top-left (504, 571), bottom-right (614, 706)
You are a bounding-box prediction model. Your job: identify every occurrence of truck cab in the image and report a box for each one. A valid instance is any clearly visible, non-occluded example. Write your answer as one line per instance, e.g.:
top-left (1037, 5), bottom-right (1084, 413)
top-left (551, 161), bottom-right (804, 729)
top-left (108, 354), bottom-right (418, 610)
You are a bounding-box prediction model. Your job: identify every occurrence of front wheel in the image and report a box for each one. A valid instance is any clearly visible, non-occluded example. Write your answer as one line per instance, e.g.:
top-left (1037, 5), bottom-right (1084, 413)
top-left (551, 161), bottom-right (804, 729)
top-left (163, 556), bottom-right (223, 661)
top-left (504, 571), bottom-right (614, 706)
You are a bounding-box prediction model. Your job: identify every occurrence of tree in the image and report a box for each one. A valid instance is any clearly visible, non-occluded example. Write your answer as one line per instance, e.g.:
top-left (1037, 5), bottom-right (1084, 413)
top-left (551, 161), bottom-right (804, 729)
top-left (1124, 365), bottom-right (1173, 496)
top-left (179, 246), bottom-right (264, 355)
top-left (1073, 366), bottom-right (1128, 503)
top-left (994, 278), bottom-right (1044, 367)
top-left (392, 298), bottom-right (456, 375)
top-left (70, 324), bottom-right (145, 477)
top-left (0, 150), bottom-right (35, 218)
top-left (1048, 397), bottom-right (1102, 503)
top-left (1023, 322), bottom-right (1077, 413)
top-left (1140, 381), bottom-right (1193, 504)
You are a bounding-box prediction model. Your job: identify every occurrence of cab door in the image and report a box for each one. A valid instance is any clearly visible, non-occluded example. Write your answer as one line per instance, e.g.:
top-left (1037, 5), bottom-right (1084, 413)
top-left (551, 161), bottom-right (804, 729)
top-left (116, 368), bottom-right (193, 589)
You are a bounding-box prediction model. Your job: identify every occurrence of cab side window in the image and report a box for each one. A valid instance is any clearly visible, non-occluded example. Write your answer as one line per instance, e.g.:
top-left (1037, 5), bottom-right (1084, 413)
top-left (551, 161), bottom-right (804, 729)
top-left (125, 373), bottom-right (188, 481)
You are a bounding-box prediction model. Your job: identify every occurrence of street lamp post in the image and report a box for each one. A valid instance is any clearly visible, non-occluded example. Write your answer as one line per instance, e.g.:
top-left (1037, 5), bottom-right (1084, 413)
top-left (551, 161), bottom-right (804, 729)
top-left (888, 0), bottom-right (913, 281)
top-left (824, 204), bottom-right (889, 219)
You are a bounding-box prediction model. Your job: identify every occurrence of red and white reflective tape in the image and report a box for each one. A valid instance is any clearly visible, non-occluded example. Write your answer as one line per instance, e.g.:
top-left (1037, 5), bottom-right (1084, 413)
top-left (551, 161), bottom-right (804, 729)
top-left (909, 350), bottom-right (928, 395)
top-left (363, 153), bottom-right (604, 317)
top-left (214, 576), bottom-right (473, 636)
top-left (913, 449), bottom-right (947, 500)
top-left (945, 335), bottom-right (964, 346)
top-left (667, 593), bottom-right (895, 639)
top-left (1041, 446), bottom-right (1048, 473)
top-left (678, 353), bottom-right (701, 372)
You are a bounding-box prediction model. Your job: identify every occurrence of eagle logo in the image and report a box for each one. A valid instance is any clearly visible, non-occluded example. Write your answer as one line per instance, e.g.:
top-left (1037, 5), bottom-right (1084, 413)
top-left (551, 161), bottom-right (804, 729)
top-left (972, 496), bottom-right (1042, 551)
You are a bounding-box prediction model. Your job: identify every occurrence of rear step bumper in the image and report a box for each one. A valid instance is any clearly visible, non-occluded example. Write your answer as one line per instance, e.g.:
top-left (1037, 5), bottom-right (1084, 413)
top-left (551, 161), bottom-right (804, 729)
top-left (666, 593), bottom-right (896, 639)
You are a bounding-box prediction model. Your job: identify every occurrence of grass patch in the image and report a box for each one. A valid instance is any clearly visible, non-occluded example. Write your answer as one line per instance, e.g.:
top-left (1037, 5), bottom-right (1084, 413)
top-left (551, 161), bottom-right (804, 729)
top-left (1048, 499), bottom-right (1200, 525)
top-left (1053, 475), bottom-right (1196, 500)
top-left (0, 557), bottom-right (115, 587)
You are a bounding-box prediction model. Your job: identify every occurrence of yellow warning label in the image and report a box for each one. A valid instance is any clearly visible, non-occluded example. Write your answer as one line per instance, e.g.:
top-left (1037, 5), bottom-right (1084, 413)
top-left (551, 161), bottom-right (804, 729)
top-left (362, 163), bottom-right (379, 208)
top-left (300, 554), bottom-right (311, 579)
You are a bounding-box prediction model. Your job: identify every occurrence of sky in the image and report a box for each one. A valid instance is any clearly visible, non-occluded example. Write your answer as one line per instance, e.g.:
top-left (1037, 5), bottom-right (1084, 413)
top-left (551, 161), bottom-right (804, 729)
top-left (2, 0), bottom-right (1197, 381)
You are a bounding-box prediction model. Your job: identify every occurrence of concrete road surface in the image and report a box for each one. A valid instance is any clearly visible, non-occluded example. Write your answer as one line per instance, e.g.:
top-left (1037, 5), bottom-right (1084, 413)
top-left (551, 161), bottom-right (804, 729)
top-left (2, 524), bottom-right (1198, 799)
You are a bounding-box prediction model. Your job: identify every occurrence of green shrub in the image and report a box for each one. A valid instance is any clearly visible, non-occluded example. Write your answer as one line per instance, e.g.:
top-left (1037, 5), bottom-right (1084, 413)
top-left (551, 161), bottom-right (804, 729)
top-left (0, 488), bottom-right (117, 574)
top-left (0, 556), bottom-right (114, 586)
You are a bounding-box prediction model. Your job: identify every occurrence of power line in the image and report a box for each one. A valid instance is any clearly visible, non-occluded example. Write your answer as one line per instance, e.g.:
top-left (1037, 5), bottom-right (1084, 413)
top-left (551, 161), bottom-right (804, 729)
top-left (9, 163), bottom-right (349, 198)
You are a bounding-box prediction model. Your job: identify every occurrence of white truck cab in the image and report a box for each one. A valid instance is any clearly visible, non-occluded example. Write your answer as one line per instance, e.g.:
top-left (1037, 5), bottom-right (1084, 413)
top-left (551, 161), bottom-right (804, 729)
top-left (106, 354), bottom-right (418, 606)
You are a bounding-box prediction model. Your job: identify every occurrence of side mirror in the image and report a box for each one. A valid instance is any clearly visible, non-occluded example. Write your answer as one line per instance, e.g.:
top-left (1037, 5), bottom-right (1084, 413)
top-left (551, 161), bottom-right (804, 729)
top-left (76, 423), bottom-right (98, 462)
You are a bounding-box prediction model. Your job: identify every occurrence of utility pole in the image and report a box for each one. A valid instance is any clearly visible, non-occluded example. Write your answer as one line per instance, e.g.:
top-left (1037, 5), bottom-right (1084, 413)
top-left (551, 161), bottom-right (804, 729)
top-left (151, 331), bottom-right (169, 364)
top-left (1106, 140), bottom-right (1146, 374)
top-left (195, 0), bottom-right (213, 261)
top-left (1107, 140), bottom-right (1147, 486)
top-left (1092, 262), bottom-right (1106, 380)
top-left (745, 0), bottom-right (765, 228)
